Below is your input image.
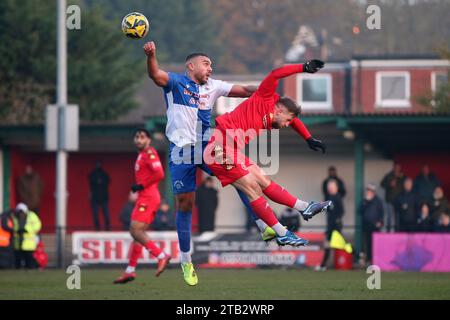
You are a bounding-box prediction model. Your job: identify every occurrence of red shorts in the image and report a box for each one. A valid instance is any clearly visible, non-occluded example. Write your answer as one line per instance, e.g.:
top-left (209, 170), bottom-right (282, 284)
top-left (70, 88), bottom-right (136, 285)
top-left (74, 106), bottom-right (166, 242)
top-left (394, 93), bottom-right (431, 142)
top-left (204, 129), bottom-right (254, 187)
top-left (131, 197), bottom-right (160, 224)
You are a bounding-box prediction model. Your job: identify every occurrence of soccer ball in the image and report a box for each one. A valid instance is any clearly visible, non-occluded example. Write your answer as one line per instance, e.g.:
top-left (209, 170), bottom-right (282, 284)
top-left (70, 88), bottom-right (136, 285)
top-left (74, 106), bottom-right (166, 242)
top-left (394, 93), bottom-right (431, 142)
top-left (121, 12), bottom-right (149, 39)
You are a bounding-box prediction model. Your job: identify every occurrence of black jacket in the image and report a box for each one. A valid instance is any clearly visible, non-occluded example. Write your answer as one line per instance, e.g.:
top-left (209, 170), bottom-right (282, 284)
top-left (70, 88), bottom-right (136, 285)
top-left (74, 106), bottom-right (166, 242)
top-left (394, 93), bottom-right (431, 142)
top-left (196, 185), bottom-right (218, 232)
top-left (361, 195), bottom-right (384, 227)
top-left (88, 168), bottom-right (110, 202)
top-left (381, 171), bottom-right (405, 204)
top-left (326, 194), bottom-right (344, 225)
top-left (395, 191), bottom-right (419, 228)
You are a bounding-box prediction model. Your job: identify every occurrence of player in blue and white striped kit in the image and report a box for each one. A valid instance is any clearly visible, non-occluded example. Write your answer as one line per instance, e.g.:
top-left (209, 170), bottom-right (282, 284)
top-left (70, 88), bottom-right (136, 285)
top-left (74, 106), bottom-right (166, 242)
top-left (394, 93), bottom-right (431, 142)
top-left (143, 41), bottom-right (274, 286)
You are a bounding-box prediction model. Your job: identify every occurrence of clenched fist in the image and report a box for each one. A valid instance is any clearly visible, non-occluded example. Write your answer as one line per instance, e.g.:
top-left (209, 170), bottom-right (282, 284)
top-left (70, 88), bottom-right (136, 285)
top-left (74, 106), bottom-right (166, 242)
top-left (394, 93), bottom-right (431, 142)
top-left (143, 41), bottom-right (156, 56)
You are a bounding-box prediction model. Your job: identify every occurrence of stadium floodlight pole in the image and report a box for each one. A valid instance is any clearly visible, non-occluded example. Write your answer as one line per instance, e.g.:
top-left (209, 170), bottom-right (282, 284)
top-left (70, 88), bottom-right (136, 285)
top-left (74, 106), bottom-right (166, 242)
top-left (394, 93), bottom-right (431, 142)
top-left (56, 0), bottom-right (68, 268)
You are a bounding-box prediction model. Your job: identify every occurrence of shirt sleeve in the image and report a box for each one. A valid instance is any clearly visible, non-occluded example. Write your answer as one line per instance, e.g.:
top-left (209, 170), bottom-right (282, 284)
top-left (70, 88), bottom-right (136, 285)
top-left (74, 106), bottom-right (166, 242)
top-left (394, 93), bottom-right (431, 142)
top-left (143, 150), bottom-right (165, 187)
top-left (214, 79), bottom-right (233, 97)
top-left (257, 64), bottom-right (303, 98)
top-left (163, 72), bottom-right (177, 93)
top-left (290, 117), bottom-right (312, 140)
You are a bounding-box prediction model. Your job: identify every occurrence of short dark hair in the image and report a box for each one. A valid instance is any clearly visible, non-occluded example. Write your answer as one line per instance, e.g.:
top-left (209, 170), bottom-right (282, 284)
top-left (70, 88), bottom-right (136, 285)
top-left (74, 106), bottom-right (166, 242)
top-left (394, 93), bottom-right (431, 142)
top-left (278, 97), bottom-right (301, 117)
top-left (134, 128), bottom-right (151, 138)
top-left (185, 52), bottom-right (210, 62)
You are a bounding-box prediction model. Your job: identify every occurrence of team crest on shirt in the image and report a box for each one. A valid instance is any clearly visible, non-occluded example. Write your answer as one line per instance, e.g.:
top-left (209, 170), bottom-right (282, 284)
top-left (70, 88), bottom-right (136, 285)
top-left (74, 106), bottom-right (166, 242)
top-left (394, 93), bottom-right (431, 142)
top-left (174, 180), bottom-right (184, 190)
top-left (147, 149), bottom-right (156, 159)
top-left (213, 145), bottom-right (223, 157)
top-left (263, 113), bottom-right (274, 128)
top-left (213, 145), bottom-right (225, 164)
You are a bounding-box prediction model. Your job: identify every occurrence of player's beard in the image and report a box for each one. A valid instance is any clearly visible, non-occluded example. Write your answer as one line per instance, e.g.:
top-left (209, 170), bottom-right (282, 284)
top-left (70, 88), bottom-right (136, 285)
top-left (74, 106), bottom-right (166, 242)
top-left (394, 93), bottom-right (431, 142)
top-left (198, 72), bottom-right (210, 85)
top-left (199, 76), bottom-right (208, 85)
top-left (136, 142), bottom-right (149, 151)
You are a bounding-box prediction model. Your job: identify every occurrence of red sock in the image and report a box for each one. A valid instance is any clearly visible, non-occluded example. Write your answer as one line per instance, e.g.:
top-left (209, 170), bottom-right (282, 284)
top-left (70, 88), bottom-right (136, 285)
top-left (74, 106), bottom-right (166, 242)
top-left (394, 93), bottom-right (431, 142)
top-left (263, 181), bottom-right (297, 208)
top-left (145, 240), bottom-right (163, 258)
top-left (250, 196), bottom-right (278, 226)
top-left (128, 242), bottom-right (143, 268)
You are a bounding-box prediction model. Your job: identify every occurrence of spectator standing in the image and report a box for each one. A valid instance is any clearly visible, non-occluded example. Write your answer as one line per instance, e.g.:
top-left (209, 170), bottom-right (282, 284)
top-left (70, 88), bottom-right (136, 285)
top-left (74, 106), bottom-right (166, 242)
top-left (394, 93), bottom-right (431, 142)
top-left (13, 203), bottom-right (41, 269)
top-left (322, 166), bottom-right (346, 199)
top-left (317, 179), bottom-right (345, 271)
top-left (413, 164), bottom-right (440, 203)
top-left (0, 209), bottom-right (14, 269)
top-left (380, 163), bottom-right (405, 232)
top-left (361, 183), bottom-right (384, 264)
top-left (394, 178), bottom-right (419, 232)
top-left (17, 165), bottom-right (44, 214)
top-left (88, 162), bottom-right (111, 231)
top-left (195, 177), bottom-right (218, 233)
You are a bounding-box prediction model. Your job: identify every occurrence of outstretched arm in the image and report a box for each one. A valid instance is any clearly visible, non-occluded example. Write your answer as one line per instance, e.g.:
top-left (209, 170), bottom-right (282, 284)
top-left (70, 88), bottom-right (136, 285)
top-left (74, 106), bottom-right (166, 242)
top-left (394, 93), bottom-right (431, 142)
top-left (290, 117), bottom-right (312, 140)
top-left (257, 60), bottom-right (324, 98)
top-left (290, 118), bottom-right (327, 154)
top-left (257, 64), bottom-right (303, 98)
top-left (227, 84), bottom-right (258, 98)
top-left (143, 41), bottom-right (169, 87)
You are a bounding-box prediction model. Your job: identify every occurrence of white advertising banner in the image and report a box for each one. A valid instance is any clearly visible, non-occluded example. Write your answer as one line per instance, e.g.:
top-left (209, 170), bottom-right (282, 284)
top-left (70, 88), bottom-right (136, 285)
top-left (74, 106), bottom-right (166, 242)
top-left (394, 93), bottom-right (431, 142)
top-left (72, 232), bottom-right (181, 265)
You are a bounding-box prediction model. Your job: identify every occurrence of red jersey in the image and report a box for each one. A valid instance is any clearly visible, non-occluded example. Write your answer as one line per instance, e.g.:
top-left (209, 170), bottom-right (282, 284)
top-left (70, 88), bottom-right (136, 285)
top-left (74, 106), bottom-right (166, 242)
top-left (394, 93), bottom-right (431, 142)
top-left (215, 64), bottom-right (311, 147)
top-left (134, 146), bottom-right (164, 200)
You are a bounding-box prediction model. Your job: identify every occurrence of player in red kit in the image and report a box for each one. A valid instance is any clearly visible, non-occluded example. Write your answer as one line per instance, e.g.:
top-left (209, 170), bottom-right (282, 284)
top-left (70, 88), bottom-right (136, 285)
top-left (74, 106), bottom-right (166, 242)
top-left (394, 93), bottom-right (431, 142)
top-left (204, 60), bottom-right (332, 247)
top-left (114, 129), bottom-right (171, 284)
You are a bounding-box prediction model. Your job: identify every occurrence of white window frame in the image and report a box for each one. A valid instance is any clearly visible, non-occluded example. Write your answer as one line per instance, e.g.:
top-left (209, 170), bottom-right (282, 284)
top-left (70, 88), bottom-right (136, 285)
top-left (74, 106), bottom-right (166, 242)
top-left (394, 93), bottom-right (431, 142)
top-left (375, 71), bottom-right (411, 108)
top-left (431, 71), bottom-right (448, 92)
top-left (296, 73), bottom-right (333, 110)
top-left (215, 81), bottom-right (260, 115)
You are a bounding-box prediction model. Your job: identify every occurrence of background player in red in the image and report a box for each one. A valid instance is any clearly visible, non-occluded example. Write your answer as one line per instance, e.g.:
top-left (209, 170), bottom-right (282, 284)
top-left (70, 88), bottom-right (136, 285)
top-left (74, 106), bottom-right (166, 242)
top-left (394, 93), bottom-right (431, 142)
top-left (204, 60), bottom-right (332, 247)
top-left (114, 129), bottom-right (171, 284)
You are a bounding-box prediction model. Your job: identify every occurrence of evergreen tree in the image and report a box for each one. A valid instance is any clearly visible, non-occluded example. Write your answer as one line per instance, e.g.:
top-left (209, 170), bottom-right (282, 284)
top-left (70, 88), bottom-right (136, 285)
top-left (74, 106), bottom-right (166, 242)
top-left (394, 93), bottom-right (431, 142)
top-left (0, 0), bottom-right (141, 123)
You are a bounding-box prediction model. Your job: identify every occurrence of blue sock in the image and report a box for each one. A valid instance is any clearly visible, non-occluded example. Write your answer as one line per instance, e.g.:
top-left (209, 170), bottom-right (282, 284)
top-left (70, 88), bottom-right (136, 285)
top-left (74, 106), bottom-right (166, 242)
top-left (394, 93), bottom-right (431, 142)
top-left (236, 188), bottom-right (258, 221)
top-left (176, 211), bottom-right (192, 253)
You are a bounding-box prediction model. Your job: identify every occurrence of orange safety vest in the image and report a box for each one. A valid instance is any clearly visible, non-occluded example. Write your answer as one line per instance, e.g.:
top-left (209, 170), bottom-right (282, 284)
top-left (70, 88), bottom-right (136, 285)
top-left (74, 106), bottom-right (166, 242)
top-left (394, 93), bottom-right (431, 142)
top-left (0, 218), bottom-right (13, 247)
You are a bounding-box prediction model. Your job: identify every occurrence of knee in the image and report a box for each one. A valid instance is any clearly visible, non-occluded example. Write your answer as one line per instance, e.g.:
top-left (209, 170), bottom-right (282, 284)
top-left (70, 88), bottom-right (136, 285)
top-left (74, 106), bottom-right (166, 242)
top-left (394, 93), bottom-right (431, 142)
top-left (129, 223), bottom-right (142, 239)
top-left (258, 176), bottom-right (271, 189)
top-left (249, 166), bottom-right (270, 189)
top-left (243, 180), bottom-right (263, 201)
top-left (176, 194), bottom-right (194, 212)
top-left (129, 224), bottom-right (137, 239)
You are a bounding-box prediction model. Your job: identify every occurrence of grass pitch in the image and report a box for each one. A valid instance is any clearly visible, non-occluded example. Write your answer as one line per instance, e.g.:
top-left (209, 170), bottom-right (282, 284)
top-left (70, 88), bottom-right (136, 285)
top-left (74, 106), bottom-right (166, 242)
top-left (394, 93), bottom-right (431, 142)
top-left (1, 268), bottom-right (449, 300)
